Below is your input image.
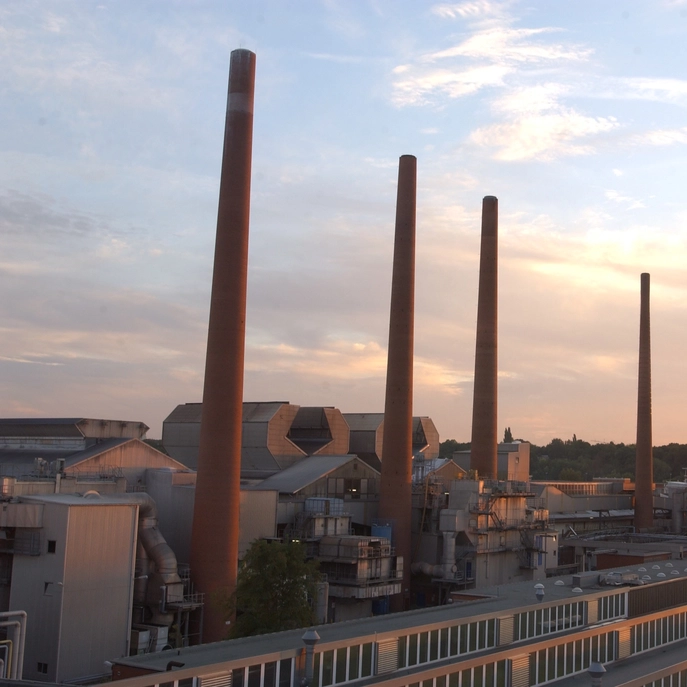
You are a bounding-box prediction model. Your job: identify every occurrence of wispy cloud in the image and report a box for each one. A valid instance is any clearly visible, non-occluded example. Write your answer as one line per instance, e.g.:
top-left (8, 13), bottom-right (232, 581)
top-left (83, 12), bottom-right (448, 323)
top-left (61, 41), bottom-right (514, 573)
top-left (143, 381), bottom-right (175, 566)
top-left (605, 190), bottom-right (646, 210)
top-left (393, 64), bottom-right (508, 105)
top-left (431, 1), bottom-right (511, 22)
top-left (631, 127), bottom-right (687, 146)
top-left (0, 355), bottom-right (63, 367)
top-left (391, 8), bottom-right (593, 112)
top-left (470, 109), bottom-right (618, 161)
top-left (424, 27), bottom-right (592, 64)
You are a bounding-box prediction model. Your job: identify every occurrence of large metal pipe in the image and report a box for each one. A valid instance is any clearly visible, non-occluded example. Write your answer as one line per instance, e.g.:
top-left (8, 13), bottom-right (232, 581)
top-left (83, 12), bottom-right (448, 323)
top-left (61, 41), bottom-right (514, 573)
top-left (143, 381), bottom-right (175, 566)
top-left (634, 272), bottom-right (653, 530)
top-left (190, 48), bottom-right (256, 642)
top-left (470, 196), bottom-right (498, 479)
top-left (0, 611), bottom-right (27, 680)
top-left (379, 155), bottom-right (416, 612)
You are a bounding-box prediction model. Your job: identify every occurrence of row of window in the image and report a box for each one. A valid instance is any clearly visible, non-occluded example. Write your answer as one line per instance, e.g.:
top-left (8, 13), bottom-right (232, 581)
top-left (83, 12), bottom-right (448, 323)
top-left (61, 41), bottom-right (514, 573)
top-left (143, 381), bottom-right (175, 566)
top-left (642, 670), bottom-right (687, 687)
top-left (222, 601), bottom-right (673, 687)
top-left (404, 660), bottom-right (508, 687)
top-left (598, 592), bottom-right (626, 621)
top-left (312, 643), bottom-right (374, 687)
top-left (232, 658), bottom-right (293, 687)
top-left (513, 601), bottom-right (585, 641)
top-left (631, 611), bottom-right (687, 654)
top-left (398, 619), bottom-right (497, 669)
top-left (528, 632), bottom-right (616, 686)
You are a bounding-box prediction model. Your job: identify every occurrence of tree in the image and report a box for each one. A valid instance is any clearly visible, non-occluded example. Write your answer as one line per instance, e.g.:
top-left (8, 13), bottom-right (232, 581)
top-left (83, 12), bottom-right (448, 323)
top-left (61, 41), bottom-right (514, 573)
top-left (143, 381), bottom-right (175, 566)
top-left (439, 439), bottom-right (470, 458)
top-left (503, 427), bottom-right (513, 443)
top-left (223, 540), bottom-right (321, 638)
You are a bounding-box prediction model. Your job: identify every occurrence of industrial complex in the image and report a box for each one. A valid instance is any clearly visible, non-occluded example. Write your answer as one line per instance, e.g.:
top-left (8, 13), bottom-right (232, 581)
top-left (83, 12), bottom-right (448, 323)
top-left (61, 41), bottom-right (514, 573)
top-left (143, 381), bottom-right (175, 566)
top-left (2, 45), bottom-right (687, 687)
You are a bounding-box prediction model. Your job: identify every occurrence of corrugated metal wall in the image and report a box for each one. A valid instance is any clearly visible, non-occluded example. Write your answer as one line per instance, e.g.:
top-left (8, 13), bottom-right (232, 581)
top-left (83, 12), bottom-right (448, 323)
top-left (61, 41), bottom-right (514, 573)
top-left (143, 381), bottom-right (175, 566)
top-left (59, 503), bottom-right (137, 681)
top-left (628, 577), bottom-right (687, 617)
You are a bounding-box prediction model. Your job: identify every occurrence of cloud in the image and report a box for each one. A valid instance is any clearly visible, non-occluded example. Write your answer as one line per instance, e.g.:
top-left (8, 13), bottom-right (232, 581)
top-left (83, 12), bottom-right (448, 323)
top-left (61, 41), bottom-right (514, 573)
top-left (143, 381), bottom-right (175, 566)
top-left (425, 27), bottom-right (592, 64)
top-left (0, 355), bottom-right (63, 367)
top-left (470, 109), bottom-right (618, 161)
top-left (391, 12), bottom-right (592, 109)
top-left (393, 64), bottom-right (509, 105)
top-left (631, 127), bottom-right (687, 146)
top-left (431, 1), bottom-right (510, 21)
top-left (605, 190), bottom-right (646, 210)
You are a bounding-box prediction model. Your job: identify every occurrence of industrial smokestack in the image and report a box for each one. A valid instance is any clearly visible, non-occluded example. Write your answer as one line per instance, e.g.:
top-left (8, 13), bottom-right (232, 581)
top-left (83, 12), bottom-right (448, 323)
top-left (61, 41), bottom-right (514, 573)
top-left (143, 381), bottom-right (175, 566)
top-left (190, 48), bottom-right (256, 642)
top-left (379, 155), bottom-right (416, 612)
top-left (470, 196), bottom-right (498, 480)
top-left (634, 272), bottom-right (653, 531)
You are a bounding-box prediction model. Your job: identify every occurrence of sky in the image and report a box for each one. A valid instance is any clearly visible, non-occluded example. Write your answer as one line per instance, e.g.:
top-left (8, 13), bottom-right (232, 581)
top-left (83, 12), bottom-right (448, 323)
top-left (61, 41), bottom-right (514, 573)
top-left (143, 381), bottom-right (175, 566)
top-left (2, 1), bottom-right (687, 445)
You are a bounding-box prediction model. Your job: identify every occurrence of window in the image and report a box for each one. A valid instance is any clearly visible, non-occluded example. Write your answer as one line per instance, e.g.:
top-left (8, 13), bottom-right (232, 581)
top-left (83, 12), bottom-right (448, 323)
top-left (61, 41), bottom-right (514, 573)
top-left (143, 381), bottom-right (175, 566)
top-left (264, 662), bottom-right (276, 687)
top-left (47, 540), bottom-right (56, 554)
top-left (248, 665), bottom-right (261, 687)
top-left (232, 668), bottom-right (245, 687)
top-left (279, 659), bottom-right (292, 687)
top-left (37, 663), bottom-right (48, 674)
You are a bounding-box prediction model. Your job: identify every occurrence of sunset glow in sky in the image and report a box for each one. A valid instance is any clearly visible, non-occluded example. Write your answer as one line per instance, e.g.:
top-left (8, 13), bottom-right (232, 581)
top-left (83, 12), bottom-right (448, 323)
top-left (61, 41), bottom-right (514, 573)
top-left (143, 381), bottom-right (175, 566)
top-left (2, 1), bottom-right (687, 444)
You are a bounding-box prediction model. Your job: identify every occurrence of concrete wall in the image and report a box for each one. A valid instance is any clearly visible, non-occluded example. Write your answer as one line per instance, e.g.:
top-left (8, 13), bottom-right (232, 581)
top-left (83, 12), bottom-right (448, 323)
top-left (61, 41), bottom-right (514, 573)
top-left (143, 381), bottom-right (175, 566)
top-left (147, 470), bottom-right (278, 563)
top-left (538, 485), bottom-right (633, 513)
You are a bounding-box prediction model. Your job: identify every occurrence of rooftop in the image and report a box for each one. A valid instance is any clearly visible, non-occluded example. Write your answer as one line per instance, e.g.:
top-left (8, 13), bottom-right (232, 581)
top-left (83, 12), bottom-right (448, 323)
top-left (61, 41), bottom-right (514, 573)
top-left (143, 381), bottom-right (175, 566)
top-left (114, 559), bottom-right (687, 673)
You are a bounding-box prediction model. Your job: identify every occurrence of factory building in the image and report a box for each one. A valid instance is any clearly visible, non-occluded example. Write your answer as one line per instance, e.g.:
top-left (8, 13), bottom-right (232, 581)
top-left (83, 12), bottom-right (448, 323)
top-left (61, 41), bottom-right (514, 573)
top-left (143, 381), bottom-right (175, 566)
top-left (163, 403), bottom-right (436, 476)
top-left (109, 563), bottom-right (687, 687)
top-left (0, 419), bottom-right (199, 682)
top-left (0, 417), bottom-right (188, 490)
top-left (163, 402), bottom-right (349, 473)
top-left (344, 414), bottom-right (440, 471)
top-left (409, 446), bottom-right (556, 606)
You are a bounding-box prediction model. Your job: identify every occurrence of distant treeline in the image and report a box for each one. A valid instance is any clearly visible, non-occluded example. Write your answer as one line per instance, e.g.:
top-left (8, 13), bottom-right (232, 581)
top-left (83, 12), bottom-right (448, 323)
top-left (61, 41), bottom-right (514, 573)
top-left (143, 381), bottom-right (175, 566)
top-left (438, 436), bottom-right (687, 483)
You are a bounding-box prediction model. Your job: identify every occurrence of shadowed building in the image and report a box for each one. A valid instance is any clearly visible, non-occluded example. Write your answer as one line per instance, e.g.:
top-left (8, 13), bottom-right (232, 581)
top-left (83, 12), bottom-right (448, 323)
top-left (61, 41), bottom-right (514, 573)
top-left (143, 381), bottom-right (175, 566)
top-left (345, 413), bottom-right (439, 470)
top-left (163, 402), bottom-right (350, 475)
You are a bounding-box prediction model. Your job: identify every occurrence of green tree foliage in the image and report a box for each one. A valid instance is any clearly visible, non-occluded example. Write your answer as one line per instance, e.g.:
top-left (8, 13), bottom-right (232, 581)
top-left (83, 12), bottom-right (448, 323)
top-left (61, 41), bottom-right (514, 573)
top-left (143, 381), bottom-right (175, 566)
top-left (439, 439), bottom-right (470, 458)
top-left (503, 427), bottom-right (513, 443)
top-left (224, 540), bottom-right (321, 639)
top-left (441, 434), bottom-right (687, 483)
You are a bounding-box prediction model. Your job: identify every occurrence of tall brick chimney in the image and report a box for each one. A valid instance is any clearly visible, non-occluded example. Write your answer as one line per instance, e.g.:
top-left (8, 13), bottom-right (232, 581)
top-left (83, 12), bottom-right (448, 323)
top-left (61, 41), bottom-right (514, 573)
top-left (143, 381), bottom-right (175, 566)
top-left (470, 196), bottom-right (498, 479)
top-left (190, 49), bottom-right (256, 642)
top-left (634, 272), bottom-right (654, 531)
top-left (379, 155), bottom-right (416, 611)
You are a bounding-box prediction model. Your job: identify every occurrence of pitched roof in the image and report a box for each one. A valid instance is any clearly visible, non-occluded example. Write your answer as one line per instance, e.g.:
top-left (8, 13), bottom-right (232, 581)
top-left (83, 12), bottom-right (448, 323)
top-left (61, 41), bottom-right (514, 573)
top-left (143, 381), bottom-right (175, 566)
top-left (0, 438), bottom-right (188, 475)
top-left (164, 402), bottom-right (293, 425)
top-left (247, 454), bottom-right (375, 494)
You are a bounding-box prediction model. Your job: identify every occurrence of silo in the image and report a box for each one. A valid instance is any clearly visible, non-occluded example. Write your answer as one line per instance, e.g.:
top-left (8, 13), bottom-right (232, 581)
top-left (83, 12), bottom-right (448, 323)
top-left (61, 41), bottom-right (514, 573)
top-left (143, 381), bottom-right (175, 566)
top-left (190, 49), bottom-right (256, 642)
